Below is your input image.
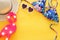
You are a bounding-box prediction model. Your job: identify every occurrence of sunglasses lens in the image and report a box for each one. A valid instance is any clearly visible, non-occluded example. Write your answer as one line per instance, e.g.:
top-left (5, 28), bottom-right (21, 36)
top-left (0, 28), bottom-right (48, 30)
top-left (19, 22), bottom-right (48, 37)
top-left (22, 4), bottom-right (27, 9)
top-left (28, 7), bottom-right (33, 12)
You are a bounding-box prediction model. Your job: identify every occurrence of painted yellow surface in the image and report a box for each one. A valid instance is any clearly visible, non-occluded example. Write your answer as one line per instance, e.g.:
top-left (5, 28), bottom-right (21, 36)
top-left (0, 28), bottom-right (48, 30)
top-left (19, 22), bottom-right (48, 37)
top-left (0, 0), bottom-right (60, 40)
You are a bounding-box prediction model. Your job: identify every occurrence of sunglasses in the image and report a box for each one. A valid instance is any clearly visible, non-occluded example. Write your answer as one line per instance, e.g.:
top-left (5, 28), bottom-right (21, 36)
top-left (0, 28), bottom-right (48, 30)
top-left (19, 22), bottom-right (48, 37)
top-left (22, 4), bottom-right (33, 12)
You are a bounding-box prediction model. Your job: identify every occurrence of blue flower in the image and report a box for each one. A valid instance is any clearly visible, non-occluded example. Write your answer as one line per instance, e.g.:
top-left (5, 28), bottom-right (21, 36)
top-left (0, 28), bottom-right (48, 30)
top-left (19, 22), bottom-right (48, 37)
top-left (44, 9), bottom-right (59, 22)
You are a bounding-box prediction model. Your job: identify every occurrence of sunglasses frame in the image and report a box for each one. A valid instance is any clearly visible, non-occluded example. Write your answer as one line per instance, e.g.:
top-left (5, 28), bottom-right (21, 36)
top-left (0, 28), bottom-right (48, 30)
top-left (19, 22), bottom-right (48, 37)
top-left (22, 4), bottom-right (33, 12)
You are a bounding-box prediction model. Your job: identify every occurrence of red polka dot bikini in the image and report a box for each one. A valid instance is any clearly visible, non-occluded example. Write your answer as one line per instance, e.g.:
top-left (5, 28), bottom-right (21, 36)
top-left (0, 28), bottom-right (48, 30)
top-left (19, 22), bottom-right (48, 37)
top-left (0, 0), bottom-right (19, 40)
top-left (0, 12), bottom-right (16, 40)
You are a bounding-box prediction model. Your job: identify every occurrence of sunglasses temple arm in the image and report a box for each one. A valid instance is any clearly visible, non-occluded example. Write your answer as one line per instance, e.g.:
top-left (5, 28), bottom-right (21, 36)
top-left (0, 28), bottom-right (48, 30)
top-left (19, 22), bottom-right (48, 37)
top-left (50, 24), bottom-right (58, 40)
top-left (21, 0), bottom-right (32, 4)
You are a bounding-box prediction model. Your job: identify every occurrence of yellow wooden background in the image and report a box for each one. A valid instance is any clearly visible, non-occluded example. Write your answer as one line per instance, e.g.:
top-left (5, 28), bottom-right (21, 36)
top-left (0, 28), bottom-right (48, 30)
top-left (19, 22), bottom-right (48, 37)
top-left (0, 0), bottom-right (60, 40)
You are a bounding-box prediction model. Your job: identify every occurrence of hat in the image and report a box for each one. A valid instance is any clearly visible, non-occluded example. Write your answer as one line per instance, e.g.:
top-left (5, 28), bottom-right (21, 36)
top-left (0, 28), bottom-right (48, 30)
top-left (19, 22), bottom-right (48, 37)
top-left (0, 0), bottom-right (19, 21)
